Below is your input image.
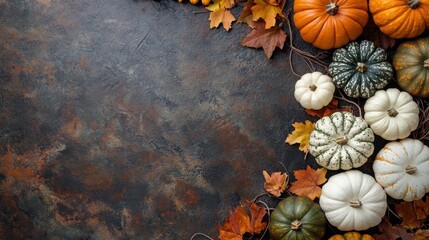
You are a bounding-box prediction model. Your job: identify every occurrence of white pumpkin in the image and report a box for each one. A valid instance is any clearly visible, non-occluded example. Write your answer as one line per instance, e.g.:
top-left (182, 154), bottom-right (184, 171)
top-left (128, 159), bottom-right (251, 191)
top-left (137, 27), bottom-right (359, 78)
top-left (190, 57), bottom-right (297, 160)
top-left (373, 138), bottom-right (429, 202)
top-left (364, 88), bottom-right (419, 140)
top-left (309, 112), bottom-right (375, 170)
top-left (294, 72), bottom-right (335, 110)
top-left (320, 170), bottom-right (387, 231)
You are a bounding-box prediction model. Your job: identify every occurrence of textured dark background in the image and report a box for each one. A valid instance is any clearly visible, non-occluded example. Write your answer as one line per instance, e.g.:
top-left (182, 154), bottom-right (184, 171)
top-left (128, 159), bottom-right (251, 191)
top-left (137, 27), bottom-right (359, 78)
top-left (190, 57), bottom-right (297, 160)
top-left (0, 0), bottom-right (416, 239)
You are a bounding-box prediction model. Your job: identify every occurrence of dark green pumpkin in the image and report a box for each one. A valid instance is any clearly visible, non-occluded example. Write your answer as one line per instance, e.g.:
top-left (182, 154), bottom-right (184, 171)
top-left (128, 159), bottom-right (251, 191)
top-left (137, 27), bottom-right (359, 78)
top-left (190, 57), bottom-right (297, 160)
top-left (393, 37), bottom-right (429, 97)
top-left (328, 40), bottom-right (393, 98)
top-left (269, 196), bottom-right (326, 240)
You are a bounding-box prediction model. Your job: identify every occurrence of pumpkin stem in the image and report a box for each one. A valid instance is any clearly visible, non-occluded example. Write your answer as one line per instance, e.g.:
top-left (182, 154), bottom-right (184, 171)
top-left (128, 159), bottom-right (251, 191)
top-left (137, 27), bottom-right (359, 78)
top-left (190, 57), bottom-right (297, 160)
top-left (291, 220), bottom-right (302, 230)
top-left (406, 166), bottom-right (416, 174)
top-left (356, 62), bottom-right (367, 72)
top-left (326, 2), bottom-right (339, 15)
top-left (350, 199), bottom-right (361, 208)
top-left (388, 108), bottom-right (398, 117)
top-left (336, 136), bottom-right (348, 145)
top-left (424, 59), bottom-right (429, 68)
top-left (309, 84), bottom-right (317, 91)
top-left (408, 0), bottom-right (420, 8)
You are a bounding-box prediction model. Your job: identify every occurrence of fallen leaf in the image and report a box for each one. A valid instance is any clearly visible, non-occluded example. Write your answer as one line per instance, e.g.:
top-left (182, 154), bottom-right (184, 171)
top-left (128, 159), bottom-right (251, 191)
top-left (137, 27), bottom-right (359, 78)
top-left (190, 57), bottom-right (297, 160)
top-left (246, 201), bottom-right (267, 234)
top-left (262, 170), bottom-right (288, 197)
top-left (285, 120), bottom-right (314, 153)
top-left (413, 229), bottom-right (429, 240)
top-left (374, 218), bottom-right (413, 240)
top-left (237, 0), bottom-right (256, 28)
top-left (414, 197), bottom-right (429, 221)
top-left (241, 21), bottom-right (286, 58)
top-left (251, 0), bottom-right (284, 29)
top-left (218, 205), bottom-right (251, 240)
top-left (361, 17), bottom-right (395, 49)
top-left (206, 0), bottom-right (236, 31)
top-left (395, 198), bottom-right (429, 229)
top-left (288, 166), bottom-right (327, 200)
top-left (218, 202), bottom-right (267, 240)
top-left (305, 99), bottom-right (339, 118)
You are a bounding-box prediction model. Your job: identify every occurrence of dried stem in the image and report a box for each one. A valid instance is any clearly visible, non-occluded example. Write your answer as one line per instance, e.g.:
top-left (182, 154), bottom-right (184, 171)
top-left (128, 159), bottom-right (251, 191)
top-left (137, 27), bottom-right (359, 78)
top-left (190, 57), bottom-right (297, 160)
top-left (190, 233), bottom-right (215, 240)
top-left (334, 90), bottom-right (363, 118)
top-left (251, 192), bottom-right (269, 203)
top-left (412, 98), bottom-right (429, 141)
top-left (283, 13), bottom-right (329, 77)
top-left (255, 200), bottom-right (271, 240)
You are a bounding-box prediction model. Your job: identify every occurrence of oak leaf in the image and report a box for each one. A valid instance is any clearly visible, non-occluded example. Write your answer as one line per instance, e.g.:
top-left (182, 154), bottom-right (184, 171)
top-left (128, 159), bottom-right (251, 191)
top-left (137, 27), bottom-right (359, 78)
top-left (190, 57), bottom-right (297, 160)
top-left (237, 0), bottom-right (256, 29)
top-left (241, 21), bottom-right (286, 58)
top-left (206, 0), bottom-right (236, 31)
top-left (288, 166), bottom-right (327, 200)
top-left (218, 202), bottom-right (267, 240)
top-left (395, 197), bottom-right (429, 229)
top-left (374, 218), bottom-right (413, 240)
top-left (285, 120), bottom-right (314, 153)
top-left (262, 170), bottom-right (288, 197)
top-left (305, 99), bottom-right (339, 118)
top-left (251, 0), bottom-right (284, 29)
top-left (413, 229), bottom-right (429, 240)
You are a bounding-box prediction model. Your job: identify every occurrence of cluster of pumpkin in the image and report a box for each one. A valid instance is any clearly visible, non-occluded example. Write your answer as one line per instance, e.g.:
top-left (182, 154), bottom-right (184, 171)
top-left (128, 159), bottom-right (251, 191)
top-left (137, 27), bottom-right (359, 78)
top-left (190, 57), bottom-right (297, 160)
top-left (294, 0), bottom-right (429, 50)
top-left (268, 37), bottom-right (429, 239)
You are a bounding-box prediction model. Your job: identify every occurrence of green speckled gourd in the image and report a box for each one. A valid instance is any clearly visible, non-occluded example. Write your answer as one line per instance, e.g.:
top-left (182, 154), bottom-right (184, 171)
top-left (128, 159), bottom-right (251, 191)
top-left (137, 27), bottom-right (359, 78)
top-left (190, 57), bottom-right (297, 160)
top-left (309, 112), bottom-right (374, 170)
top-left (393, 37), bottom-right (429, 97)
top-left (269, 196), bottom-right (326, 240)
top-left (329, 40), bottom-right (393, 98)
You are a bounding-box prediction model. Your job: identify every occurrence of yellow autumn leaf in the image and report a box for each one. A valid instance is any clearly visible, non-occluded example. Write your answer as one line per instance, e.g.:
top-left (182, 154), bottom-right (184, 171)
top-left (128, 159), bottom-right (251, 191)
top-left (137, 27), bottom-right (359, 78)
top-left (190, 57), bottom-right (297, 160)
top-left (251, 0), bottom-right (284, 29)
top-left (285, 120), bottom-right (314, 153)
top-left (206, 0), bottom-right (236, 31)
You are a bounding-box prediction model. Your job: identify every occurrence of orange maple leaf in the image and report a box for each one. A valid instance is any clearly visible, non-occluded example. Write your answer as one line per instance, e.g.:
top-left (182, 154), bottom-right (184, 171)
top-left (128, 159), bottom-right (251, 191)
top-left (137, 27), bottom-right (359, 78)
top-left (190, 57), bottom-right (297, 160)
top-left (288, 166), bottom-right (327, 200)
top-left (251, 0), bottom-right (284, 29)
top-left (413, 229), bottom-right (429, 240)
top-left (240, 21), bottom-right (286, 58)
top-left (218, 205), bottom-right (250, 240)
top-left (395, 197), bottom-right (429, 229)
top-left (218, 202), bottom-right (267, 240)
top-left (237, 0), bottom-right (256, 29)
top-left (262, 170), bottom-right (288, 197)
top-left (285, 120), bottom-right (314, 153)
top-left (246, 201), bottom-right (267, 234)
top-left (206, 0), bottom-right (236, 31)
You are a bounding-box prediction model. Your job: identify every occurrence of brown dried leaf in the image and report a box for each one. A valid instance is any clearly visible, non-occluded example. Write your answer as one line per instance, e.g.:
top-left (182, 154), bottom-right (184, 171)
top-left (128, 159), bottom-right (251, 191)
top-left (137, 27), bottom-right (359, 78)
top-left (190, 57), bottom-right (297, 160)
top-left (262, 170), bottom-right (288, 197)
top-left (237, 0), bottom-right (256, 28)
top-left (374, 218), bottom-right (413, 240)
top-left (288, 166), bottom-right (327, 200)
top-left (241, 21), bottom-right (286, 58)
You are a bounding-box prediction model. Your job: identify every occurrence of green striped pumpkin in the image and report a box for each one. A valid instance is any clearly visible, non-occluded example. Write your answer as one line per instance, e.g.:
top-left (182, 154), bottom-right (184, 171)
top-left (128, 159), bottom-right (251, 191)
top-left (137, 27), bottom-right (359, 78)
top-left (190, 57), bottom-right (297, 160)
top-left (328, 40), bottom-right (393, 98)
top-left (309, 112), bottom-right (374, 170)
top-left (269, 196), bottom-right (326, 240)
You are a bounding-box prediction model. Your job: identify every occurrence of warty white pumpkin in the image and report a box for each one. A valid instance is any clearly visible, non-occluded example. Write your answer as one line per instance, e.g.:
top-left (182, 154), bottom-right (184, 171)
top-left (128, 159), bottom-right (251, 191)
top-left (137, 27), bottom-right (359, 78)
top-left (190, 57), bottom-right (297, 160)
top-left (309, 112), bottom-right (375, 170)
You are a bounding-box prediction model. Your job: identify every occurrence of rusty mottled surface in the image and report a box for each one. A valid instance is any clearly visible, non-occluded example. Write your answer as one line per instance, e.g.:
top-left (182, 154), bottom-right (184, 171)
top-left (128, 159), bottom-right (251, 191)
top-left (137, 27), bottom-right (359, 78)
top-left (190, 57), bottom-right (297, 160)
top-left (0, 0), bottom-right (317, 239)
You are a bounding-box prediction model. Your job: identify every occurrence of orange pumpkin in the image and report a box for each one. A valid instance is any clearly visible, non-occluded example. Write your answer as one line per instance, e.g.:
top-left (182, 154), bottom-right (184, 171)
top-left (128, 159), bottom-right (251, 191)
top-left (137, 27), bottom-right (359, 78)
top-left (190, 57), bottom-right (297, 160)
top-left (293, 0), bottom-right (369, 50)
top-left (370, 0), bottom-right (429, 39)
top-left (329, 232), bottom-right (374, 240)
